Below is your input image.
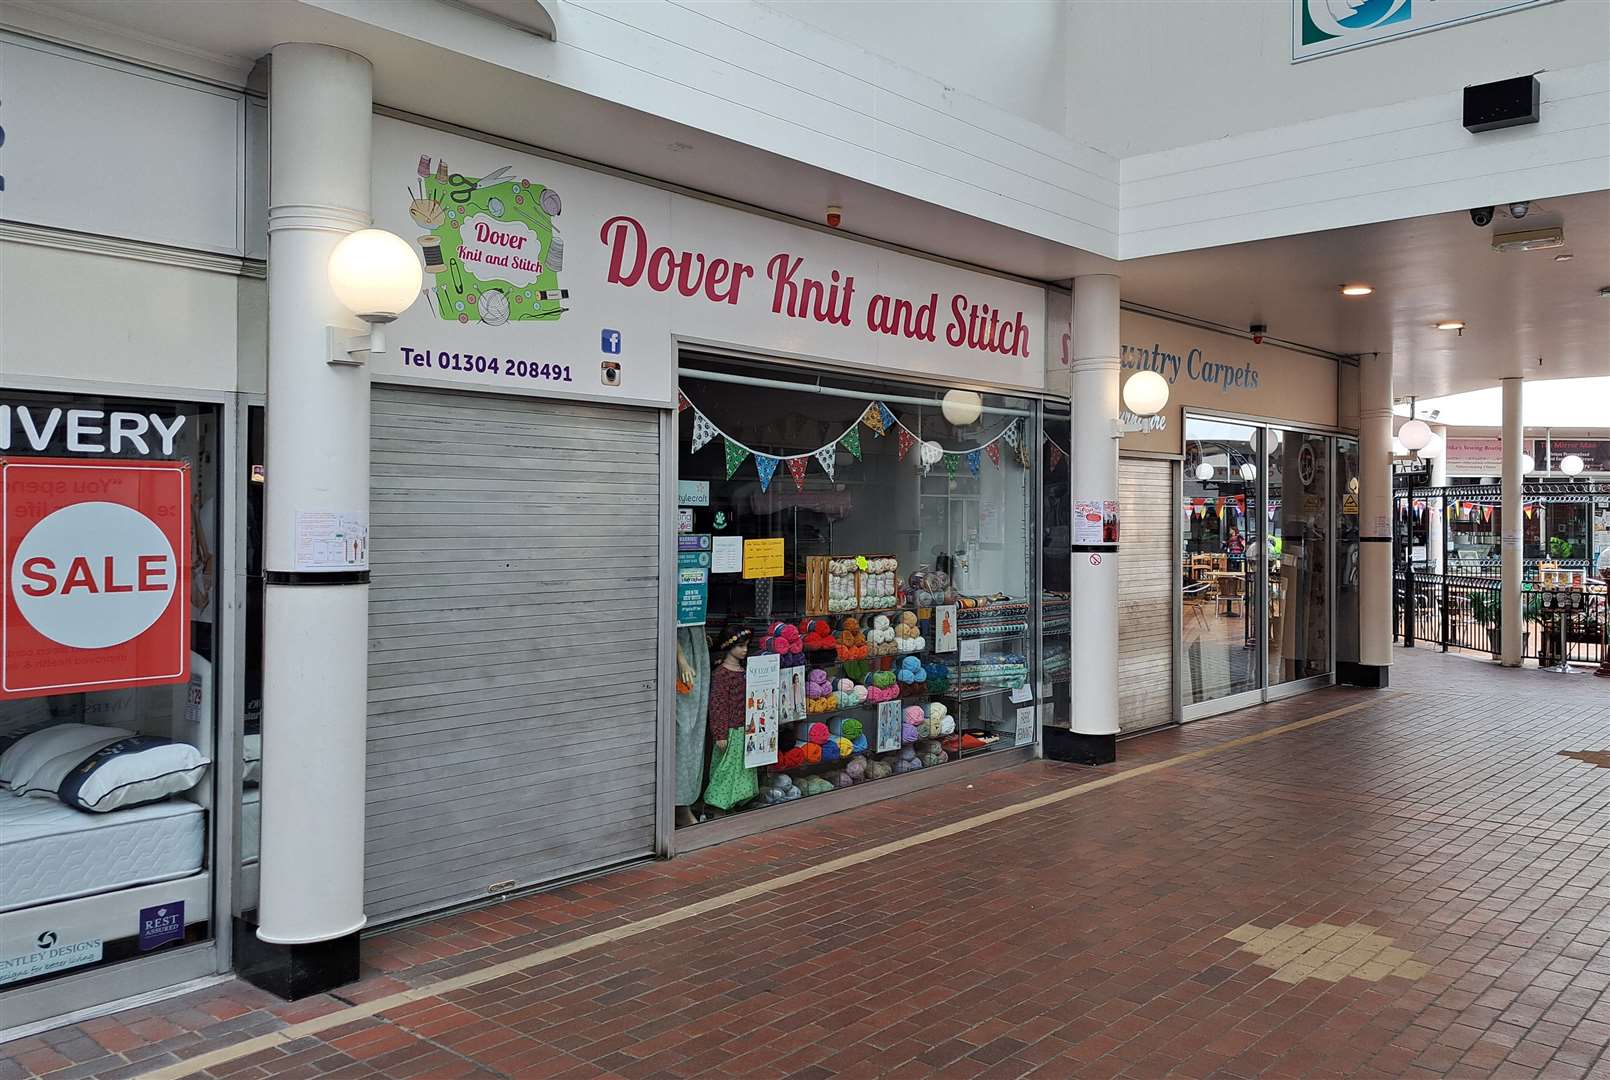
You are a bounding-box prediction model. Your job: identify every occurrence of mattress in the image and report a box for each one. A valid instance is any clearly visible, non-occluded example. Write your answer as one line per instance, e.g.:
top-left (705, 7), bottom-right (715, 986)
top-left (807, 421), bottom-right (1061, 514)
top-left (0, 795), bottom-right (205, 912)
top-left (242, 787), bottom-right (260, 865)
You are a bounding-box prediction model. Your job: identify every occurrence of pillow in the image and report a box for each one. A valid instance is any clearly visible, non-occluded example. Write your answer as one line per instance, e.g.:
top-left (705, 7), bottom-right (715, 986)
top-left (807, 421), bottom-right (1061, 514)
top-left (56, 737), bottom-right (211, 813)
top-left (13, 736), bottom-right (131, 798)
top-left (242, 733), bottom-right (262, 785)
top-left (0, 724), bottom-right (133, 791)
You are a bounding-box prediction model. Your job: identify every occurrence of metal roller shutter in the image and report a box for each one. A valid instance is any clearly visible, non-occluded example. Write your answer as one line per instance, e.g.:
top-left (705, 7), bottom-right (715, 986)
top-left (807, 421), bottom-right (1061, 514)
top-left (1119, 458), bottom-right (1176, 733)
top-left (366, 385), bottom-right (661, 924)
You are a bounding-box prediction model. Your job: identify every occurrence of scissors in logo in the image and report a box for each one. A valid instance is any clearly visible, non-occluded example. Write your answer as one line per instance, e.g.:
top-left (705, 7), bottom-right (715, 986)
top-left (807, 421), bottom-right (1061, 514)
top-left (447, 165), bottom-right (514, 203)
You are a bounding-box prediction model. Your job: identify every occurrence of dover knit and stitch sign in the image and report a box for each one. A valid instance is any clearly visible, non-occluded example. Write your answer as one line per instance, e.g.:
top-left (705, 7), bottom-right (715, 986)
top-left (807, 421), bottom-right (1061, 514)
top-left (372, 117), bottom-right (1045, 408)
top-left (0, 459), bottom-right (189, 699)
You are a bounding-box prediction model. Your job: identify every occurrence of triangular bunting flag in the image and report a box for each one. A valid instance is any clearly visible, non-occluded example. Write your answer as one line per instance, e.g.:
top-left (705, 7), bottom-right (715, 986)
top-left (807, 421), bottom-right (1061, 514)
top-left (897, 428), bottom-right (916, 460)
top-left (985, 442), bottom-right (1001, 468)
top-left (1001, 420), bottom-right (1020, 449)
top-left (691, 412), bottom-right (717, 453)
top-left (755, 454), bottom-right (780, 492)
top-left (840, 424), bottom-right (862, 461)
top-left (786, 456), bottom-right (807, 490)
top-left (677, 390), bottom-right (690, 413)
top-left (944, 454), bottom-right (957, 480)
top-left (724, 437), bottom-right (749, 480)
top-left (861, 404), bottom-right (886, 437)
top-left (966, 449), bottom-right (981, 476)
top-left (1048, 444), bottom-right (1064, 471)
top-left (814, 444), bottom-right (836, 480)
top-left (879, 403), bottom-right (896, 433)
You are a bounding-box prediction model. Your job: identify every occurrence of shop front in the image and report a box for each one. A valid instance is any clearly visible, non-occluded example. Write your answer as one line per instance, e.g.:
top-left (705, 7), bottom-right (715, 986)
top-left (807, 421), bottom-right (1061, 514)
top-left (1101, 312), bottom-right (1358, 722)
top-left (350, 112), bottom-right (1051, 903)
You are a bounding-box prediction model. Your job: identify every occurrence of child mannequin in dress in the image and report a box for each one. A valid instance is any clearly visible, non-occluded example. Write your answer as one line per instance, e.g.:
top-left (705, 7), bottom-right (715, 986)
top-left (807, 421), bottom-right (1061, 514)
top-left (702, 623), bottom-right (758, 813)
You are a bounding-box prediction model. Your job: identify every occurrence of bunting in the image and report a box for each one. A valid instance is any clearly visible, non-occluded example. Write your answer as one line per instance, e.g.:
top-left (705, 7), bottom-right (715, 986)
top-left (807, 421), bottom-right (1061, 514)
top-left (754, 454), bottom-right (780, 492)
top-left (966, 449), bottom-right (981, 476)
top-left (840, 424), bottom-right (862, 461)
top-left (860, 403), bottom-right (887, 437)
top-left (897, 428), bottom-right (916, 461)
top-left (786, 456), bottom-right (808, 490)
top-left (1001, 420), bottom-right (1021, 449)
top-left (677, 390), bottom-right (691, 413)
top-left (691, 412), bottom-right (718, 453)
top-left (986, 442), bottom-right (1001, 468)
top-left (878, 402), bottom-right (896, 432)
top-left (944, 454), bottom-right (957, 480)
top-left (814, 444), bottom-right (836, 480)
top-left (723, 437), bottom-right (749, 480)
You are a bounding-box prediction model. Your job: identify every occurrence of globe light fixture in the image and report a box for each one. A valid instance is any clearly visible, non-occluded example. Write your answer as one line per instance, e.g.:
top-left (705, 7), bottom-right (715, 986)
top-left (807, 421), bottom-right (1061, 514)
top-left (1195, 462), bottom-right (1214, 482)
top-left (1521, 452), bottom-right (1535, 473)
top-left (920, 440), bottom-right (945, 467)
top-left (1239, 462), bottom-right (1257, 481)
top-left (1398, 418), bottom-right (1433, 452)
top-left (326, 228), bottom-right (423, 363)
top-left (1560, 453), bottom-right (1585, 476)
top-left (1121, 370), bottom-right (1170, 417)
top-left (940, 389), bottom-right (983, 426)
top-left (1392, 436), bottom-right (1408, 457)
top-left (1417, 432), bottom-right (1444, 459)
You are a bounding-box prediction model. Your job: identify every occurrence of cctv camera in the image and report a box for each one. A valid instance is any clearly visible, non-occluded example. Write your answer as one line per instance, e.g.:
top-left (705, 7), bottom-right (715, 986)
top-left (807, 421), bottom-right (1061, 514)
top-left (1469, 206), bottom-right (1495, 227)
top-left (1507, 201), bottom-right (1530, 219)
top-left (1249, 323), bottom-right (1267, 346)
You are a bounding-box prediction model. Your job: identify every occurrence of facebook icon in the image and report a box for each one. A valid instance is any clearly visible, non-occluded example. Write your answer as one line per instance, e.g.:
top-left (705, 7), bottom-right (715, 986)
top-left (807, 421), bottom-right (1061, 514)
top-left (600, 329), bottom-right (622, 354)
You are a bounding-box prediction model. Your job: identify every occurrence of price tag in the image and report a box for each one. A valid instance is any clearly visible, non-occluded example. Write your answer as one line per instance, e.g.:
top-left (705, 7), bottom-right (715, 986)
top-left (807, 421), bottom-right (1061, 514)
top-left (1010, 683), bottom-right (1032, 704)
top-left (1014, 706), bottom-right (1035, 747)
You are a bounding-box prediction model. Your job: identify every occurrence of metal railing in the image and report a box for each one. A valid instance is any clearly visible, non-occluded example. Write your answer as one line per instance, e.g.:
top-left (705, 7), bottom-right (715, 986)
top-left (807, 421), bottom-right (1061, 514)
top-left (1393, 570), bottom-right (1607, 665)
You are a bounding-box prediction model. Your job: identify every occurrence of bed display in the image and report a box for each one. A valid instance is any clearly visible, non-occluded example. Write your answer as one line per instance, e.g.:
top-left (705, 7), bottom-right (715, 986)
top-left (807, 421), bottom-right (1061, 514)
top-left (0, 795), bottom-right (206, 912)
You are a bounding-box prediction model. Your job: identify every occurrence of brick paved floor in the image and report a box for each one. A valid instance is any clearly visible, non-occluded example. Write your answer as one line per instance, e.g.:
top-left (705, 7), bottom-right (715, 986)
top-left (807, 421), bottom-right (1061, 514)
top-left (4, 647), bottom-right (1608, 1080)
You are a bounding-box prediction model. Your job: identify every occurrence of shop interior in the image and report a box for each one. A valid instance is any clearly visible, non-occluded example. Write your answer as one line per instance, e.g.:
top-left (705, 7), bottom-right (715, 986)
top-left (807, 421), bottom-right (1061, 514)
top-left (674, 355), bottom-right (1041, 826)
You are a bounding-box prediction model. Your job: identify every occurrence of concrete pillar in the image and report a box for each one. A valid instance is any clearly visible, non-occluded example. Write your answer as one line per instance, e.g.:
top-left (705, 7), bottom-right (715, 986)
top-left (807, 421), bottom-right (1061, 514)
top-left (1427, 424), bottom-right (1447, 574)
top-left (248, 43), bottom-right (373, 998)
top-left (1348, 352), bottom-right (1392, 687)
top-left (1500, 378), bottom-right (1524, 666)
top-left (1045, 274), bottom-right (1119, 764)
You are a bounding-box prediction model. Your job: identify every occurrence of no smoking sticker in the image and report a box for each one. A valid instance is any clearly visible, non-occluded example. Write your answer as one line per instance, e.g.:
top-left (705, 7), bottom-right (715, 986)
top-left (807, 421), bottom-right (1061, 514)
top-left (1, 459), bottom-right (189, 699)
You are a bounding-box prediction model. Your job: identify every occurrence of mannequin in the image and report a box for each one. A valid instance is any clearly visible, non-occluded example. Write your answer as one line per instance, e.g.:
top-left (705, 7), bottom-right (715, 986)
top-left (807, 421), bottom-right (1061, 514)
top-left (702, 623), bottom-right (758, 812)
top-left (674, 628), bottom-right (709, 827)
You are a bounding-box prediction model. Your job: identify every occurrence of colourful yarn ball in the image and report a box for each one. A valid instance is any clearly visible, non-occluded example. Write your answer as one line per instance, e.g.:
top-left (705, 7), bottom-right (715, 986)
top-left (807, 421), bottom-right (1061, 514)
top-left (851, 734), bottom-right (868, 753)
top-left (820, 739), bottom-right (841, 763)
top-left (803, 743), bottom-right (822, 764)
top-left (901, 722), bottom-right (920, 744)
top-left (841, 719), bottom-right (863, 739)
top-left (807, 722), bottom-right (830, 745)
top-left (835, 737), bottom-right (853, 758)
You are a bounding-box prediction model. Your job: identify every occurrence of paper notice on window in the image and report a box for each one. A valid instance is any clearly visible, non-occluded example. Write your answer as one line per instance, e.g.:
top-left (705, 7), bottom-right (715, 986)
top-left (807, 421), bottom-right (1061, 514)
top-left (743, 653), bottom-right (780, 768)
top-left (960, 639), bottom-right (981, 661)
top-left (1010, 683), bottom-right (1032, 704)
top-left (934, 604), bottom-right (958, 652)
top-left (294, 511), bottom-right (368, 571)
top-left (711, 535), bottom-right (743, 574)
top-left (1014, 705), bottom-right (1035, 747)
top-left (876, 699), bottom-right (901, 752)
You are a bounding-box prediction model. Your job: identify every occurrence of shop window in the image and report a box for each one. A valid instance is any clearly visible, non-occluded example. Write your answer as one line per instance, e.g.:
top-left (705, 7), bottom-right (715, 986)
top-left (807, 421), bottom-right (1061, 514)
top-left (674, 356), bottom-right (1036, 826)
top-left (0, 391), bottom-right (219, 990)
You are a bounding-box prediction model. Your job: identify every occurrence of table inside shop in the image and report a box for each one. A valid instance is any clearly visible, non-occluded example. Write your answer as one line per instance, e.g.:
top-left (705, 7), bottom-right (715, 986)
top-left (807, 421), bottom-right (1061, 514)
top-left (1203, 571), bottom-right (1246, 616)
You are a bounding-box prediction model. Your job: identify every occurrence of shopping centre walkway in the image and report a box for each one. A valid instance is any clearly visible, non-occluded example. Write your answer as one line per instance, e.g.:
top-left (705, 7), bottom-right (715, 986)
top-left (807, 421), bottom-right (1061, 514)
top-left (6, 649), bottom-right (1609, 1080)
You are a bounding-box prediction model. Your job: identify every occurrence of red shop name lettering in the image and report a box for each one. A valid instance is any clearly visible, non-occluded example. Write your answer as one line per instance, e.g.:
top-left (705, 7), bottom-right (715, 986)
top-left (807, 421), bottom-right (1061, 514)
top-left (599, 215), bottom-right (1030, 357)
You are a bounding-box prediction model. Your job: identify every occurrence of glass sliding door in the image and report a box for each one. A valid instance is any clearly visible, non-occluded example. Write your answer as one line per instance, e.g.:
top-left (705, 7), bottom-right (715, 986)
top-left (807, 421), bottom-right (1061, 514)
top-left (1335, 438), bottom-right (1361, 672)
top-left (1268, 429), bottom-right (1332, 685)
top-left (1182, 419), bottom-right (1262, 711)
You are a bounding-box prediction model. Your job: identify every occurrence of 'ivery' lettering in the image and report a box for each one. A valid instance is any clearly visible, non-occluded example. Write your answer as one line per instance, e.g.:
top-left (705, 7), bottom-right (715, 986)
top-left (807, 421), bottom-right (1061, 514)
top-left (0, 407), bottom-right (186, 455)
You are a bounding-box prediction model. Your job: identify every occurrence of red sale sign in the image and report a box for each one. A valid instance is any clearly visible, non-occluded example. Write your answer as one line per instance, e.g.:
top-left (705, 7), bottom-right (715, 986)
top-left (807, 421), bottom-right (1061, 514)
top-left (1, 459), bottom-right (189, 699)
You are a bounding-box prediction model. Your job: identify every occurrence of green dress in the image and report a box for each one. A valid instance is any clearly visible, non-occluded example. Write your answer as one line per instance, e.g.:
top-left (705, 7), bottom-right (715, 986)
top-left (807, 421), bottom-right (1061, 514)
top-left (703, 665), bottom-right (757, 810)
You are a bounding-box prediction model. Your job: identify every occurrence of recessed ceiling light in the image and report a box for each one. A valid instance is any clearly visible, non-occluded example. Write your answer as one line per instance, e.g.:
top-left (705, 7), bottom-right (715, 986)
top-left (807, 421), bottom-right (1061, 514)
top-left (1340, 284), bottom-right (1374, 296)
top-left (1436, 320), bottom-right (1466, 331)
top-left (1554, 253), bottom-right (1574, 262)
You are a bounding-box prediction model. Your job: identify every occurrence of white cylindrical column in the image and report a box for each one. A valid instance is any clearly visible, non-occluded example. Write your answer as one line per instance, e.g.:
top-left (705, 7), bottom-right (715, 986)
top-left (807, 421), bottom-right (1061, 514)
top-left (256, 43), bottom-right (373, 978)
top-left (1427, 424), bottom-right (1447, 574)
top-left (1353, 352), bottom-right (1393, 685)
top-left (1065, 274), bottom-right (1119, 759)
top-left (1500, 378), bottom-right (1524, 666)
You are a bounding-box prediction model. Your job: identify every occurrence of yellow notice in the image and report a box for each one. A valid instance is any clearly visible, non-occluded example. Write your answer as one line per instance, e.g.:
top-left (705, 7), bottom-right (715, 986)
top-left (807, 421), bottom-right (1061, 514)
top-left (742, 538), bottom-right (785, 579)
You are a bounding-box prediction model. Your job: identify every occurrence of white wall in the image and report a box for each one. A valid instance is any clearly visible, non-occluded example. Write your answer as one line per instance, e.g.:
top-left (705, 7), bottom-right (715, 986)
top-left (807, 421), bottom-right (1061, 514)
top-left (1066, 0), bottom-right (1610, 159)
top-left (760, 0), bottom-right (1068, 135)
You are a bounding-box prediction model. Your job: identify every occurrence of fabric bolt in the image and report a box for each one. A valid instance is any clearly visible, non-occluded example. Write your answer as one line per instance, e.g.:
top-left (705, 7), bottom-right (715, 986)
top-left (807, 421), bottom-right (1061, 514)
top-left (674, 626), bottom-right (710, 806)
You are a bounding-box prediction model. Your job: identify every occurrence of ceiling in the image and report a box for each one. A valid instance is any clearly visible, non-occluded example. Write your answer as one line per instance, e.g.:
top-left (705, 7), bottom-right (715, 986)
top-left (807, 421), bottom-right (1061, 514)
top-left (15, 1), bottom-right (1609, 408)
top-left (1115, 191), bottom-right (1610, 400)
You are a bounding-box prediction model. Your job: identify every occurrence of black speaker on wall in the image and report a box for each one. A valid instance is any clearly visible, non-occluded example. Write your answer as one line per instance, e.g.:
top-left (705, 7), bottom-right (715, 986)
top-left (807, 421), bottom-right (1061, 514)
top-left (1463, 75), bottom-right (1540, 133)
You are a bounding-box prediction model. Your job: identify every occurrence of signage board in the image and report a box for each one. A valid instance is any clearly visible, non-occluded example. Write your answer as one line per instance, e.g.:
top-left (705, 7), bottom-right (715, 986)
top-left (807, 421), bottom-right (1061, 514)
top-left (1, 459), bottom-right (189, 699)
top-left (1292, 0), bottom-right (1559, 62)
top-left (373, 117), bottom-right (1046, 409)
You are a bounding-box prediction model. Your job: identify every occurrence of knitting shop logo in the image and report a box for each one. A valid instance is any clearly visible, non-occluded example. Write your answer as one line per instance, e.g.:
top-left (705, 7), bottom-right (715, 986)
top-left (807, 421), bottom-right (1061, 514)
top-left (1300, 0), bottom-right (1411, 46)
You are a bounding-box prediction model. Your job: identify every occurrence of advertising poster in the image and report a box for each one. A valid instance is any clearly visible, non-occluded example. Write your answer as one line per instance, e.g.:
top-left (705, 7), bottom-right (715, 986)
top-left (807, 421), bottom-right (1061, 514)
top-left (1073, 500), bottom-right (1104, 545)
top-left (1, 459), bottom-right (190, 699)
top-left (744, 653), bottom-right (781, 768)
top-left (677, 480), bottom-right (709, 507)
top-left (934, 604), bottom-right (958, 652)
top-left (676, 534), bottom-right (710, 627)
top-left (876, 699), bottom-right (902, 752)
top-left (295, 511), bottom-right (368, 571)
top-left (782, 666), bottom-right (806, 724)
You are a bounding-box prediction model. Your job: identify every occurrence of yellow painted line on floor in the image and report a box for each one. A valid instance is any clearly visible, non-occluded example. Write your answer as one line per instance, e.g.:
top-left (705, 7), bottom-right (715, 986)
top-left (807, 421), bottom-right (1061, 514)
top-left (138, 692), bottom-right (1390, 1079)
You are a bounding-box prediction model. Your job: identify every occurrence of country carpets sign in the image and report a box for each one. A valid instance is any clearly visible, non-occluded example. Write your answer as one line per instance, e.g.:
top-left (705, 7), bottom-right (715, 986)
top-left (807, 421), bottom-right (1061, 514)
top-left (1293, 0), bottom-right (1558, 62)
